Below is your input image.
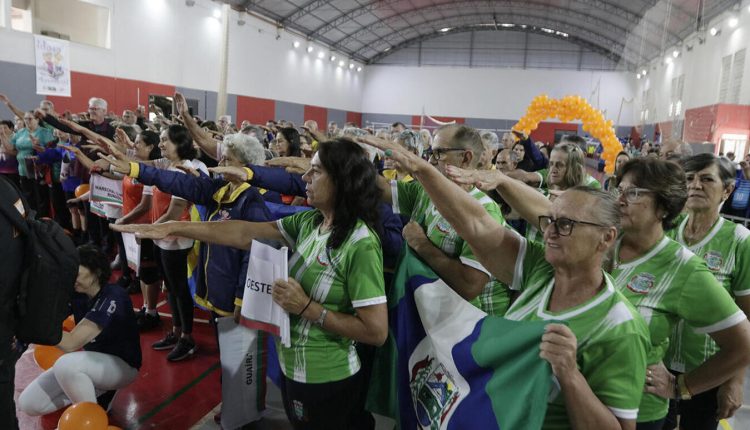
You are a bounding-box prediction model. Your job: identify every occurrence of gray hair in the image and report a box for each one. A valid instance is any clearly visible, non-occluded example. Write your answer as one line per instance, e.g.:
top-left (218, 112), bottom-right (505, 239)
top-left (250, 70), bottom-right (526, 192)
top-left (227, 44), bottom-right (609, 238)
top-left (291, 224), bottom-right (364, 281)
top-left (341, 127), bottom-right (368, 138)
top-left (88, 97), bottom-right (108, 110)
top-left (222, 133), bottom-right (265, 165)
top-left (568, 186), bottom-right (621, 230)
top-left (480, 130), bottom-right (500, 151)
top-left (398, 130), bottom-right (423, 155)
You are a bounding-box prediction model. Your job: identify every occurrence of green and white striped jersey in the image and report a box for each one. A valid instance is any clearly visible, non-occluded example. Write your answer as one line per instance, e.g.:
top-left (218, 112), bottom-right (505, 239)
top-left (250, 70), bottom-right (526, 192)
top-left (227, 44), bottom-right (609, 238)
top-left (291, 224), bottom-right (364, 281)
top-left (392, 180), bottom-right (512, 315)
top-left (611, 236), bottom-right (745, 422)
top-left (506, 238), bottom-right (650, 429)
top-left (276, 210), bottom-right (386, 383)
top-left (666, 215), bottom-right (750, 373)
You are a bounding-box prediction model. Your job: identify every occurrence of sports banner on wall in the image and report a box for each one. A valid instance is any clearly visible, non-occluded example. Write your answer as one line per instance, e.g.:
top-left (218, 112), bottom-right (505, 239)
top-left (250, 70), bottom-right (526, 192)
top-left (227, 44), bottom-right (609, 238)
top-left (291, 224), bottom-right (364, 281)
top-left (34, 35), bottom-right (71, 97)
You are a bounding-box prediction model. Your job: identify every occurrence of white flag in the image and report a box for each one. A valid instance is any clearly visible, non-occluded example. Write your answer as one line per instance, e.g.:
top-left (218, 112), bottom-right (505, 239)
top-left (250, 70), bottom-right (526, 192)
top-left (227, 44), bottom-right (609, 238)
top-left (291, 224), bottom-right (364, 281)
top-left (240, 240), bottom-right (291, 347)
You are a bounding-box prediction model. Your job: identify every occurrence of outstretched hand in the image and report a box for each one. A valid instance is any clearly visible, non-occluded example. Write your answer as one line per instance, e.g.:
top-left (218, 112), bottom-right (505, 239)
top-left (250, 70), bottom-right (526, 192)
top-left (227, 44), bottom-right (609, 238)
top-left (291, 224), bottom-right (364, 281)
top-left (444, 165), bottom-right (506, 191)
top-left (208, 166), bottom-right (249, 183)
top-left (110, 222), bottom-right (175, 240)
top-left (356, 135), bottom-right (426, 175)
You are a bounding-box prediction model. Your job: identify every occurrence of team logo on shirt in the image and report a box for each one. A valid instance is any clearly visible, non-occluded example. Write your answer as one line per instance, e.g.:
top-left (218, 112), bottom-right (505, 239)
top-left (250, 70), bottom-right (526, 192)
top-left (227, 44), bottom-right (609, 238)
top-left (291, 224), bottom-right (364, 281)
top-left (435, 219), bottom-right (452, 234)
top-left (215, 210), bottom-right (231, 221)
top-left (627, 273), bottom-right (656, 294)
top-left (410, 355), bottom-right (460, 428)
top-left (316, 250), bottom-right (330, 267)
top-left (703, 251), bottom-right (723, 272)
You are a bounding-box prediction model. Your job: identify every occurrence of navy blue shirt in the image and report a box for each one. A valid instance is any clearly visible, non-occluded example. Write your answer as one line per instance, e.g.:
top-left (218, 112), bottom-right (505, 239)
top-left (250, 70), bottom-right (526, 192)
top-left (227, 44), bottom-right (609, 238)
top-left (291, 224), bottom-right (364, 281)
top-left (72, 284), bottom-right (142, 369)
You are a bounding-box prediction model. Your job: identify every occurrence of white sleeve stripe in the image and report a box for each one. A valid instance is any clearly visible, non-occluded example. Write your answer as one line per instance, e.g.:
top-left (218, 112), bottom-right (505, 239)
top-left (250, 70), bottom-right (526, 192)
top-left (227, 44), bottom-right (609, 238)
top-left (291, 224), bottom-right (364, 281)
top-left (607, 406), bottom-right (638, 420)
top-left (458, 257), bottom-right (491, 276)
top-left (352, 296), bottom-right (387, 308)
top-left (734, 289), bottom-right (750, 297)
top-left (693, 310), bottom-right (747, 334)
top-left (390, 180), bottom-right (400, 214)
top-left (511, 236), bottom-right (528, 291)
top-left (276, 219), bottom-right (296, 248)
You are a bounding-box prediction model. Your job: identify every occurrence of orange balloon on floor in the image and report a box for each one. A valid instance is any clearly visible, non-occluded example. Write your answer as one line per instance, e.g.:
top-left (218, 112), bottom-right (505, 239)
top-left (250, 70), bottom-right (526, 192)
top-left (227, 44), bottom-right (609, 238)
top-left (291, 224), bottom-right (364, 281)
top-left (63, 315), bottom-right (76, 332)
top-left (33, 345), bottom-right (65, 370)
top-left (58, 402), bottom-right (109, 430)
top-left (75, 183), bottom-right (90, 198)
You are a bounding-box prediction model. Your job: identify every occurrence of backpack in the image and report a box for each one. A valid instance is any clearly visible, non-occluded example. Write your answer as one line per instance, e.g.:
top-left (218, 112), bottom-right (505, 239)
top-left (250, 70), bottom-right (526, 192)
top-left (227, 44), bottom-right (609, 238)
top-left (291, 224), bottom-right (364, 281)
top-left (0, 176), bottom-right (78, 345)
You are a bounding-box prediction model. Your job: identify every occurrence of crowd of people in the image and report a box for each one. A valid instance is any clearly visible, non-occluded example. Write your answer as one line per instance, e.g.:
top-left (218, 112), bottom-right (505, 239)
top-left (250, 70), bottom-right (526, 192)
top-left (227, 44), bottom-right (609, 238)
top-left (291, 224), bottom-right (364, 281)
top-left (1, 90), bottom-right (750, 430)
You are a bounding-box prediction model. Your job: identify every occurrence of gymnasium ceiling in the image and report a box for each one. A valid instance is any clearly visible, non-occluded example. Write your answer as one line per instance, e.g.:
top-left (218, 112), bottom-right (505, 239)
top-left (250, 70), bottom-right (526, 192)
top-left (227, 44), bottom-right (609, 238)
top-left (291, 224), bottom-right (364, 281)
top-left (222, 0), bottom-right (739, 70)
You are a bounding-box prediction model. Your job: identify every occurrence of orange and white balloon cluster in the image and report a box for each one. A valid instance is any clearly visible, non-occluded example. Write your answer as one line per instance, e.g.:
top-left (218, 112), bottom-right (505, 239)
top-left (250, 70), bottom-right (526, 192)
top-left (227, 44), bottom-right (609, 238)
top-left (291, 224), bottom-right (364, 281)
top-left (512, 94), bottom-right (621, 173)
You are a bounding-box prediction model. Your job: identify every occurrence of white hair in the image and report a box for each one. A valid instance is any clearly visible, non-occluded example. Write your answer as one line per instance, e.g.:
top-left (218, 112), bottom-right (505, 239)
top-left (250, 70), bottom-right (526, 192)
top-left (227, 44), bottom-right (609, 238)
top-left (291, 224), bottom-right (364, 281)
top-left (88, 97), bottom-right (107, 110)
top-left (222, 133), bottom-right (265, 165)
top-left (480, 130), bottom-right (500, 151)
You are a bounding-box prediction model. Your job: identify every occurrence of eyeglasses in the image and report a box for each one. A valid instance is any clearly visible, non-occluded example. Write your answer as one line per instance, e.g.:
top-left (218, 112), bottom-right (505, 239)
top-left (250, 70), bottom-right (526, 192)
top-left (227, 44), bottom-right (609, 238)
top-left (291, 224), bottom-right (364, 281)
top-left (614, 187), bottom-right (652, 203)
top-left (425, 147), bottom-right (466, 161)
top-left (538, 215), bottom-right (607, 237)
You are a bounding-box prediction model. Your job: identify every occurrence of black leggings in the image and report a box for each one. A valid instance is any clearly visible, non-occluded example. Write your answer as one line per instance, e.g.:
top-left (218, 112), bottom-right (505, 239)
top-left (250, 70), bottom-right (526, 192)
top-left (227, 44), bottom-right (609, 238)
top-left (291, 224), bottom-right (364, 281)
top-left (158, 247), bottom-right (193, 334)
top-left (280, 371), bottom-right (374, 430)
top-left (19, 176), bottom-right (49, 218)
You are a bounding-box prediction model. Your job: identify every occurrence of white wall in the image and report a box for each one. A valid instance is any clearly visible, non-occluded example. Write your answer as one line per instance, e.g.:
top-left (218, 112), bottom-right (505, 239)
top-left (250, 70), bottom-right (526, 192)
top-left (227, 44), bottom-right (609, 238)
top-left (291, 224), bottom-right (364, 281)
top-left (635, 0), bottom-right (750, 124)
top-left (361, 66), bottom-right (638, 125)
top-left (0, 0), bottom-right (364, 111)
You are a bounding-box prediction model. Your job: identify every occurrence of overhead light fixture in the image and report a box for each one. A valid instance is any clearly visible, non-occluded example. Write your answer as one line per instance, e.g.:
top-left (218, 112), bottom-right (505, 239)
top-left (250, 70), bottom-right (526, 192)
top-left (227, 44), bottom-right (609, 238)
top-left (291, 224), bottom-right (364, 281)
top-left (729, 17), bottom-right (738, 28)
top-left (709, 27), bottom-right (720, 36)
top-left (440, 27), bottom-right (452, 32)
top-left (636, 73), bottom-right (641, 79)
top-left (500, 23), bottom-right (514, 28)
top-left (520, 24), bottom-right (527, 29)
top-left (306, 45), bottom-right (314, 53)
top-left (329, 55), bottom-right (336, 61)
top-left (384, 46), bottom-right (391, 52)
top-left (541, 28), bottom-right (554, 34)
top-left (338, 60), bottom-right (345, 67)
top-left (665, 56), bottom-right (673, 64)
top-left (212, 8), bottom-right (221, 19)
top-left (672, 49), bottom-right (679, 58)
top-left (293, 41), bottom-right (300, 49)
top-left (641, 69), bottom-right (647, 75)
top-left (317, 51), bottom-right (325, 59)
top-left (357, 66), bottom-right (362, 72)
top-left (556, 31), bottom-right (568, 37)
top-left (349, 63), bottom-right (355, 69)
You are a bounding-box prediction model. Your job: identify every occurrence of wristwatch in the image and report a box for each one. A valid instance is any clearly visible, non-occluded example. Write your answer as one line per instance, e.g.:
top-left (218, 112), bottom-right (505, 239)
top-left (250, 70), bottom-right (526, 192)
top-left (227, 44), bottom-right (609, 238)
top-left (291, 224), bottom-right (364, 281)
top-left (314, 308), bottom-right (328, 327)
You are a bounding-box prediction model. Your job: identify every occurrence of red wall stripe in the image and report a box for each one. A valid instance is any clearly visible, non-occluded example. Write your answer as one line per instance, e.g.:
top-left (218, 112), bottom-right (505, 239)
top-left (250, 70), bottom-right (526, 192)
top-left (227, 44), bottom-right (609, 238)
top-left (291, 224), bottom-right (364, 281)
top-left (529, 121), bottom-right (579, 144)
top-left (346, 111), bottom-right (362, 127)
top-left (236, 95), bottom-right (275, 125)
top-left (46, 71), bottom-right (174, 117)
top-left (304, 105), bottom-right (327, 128)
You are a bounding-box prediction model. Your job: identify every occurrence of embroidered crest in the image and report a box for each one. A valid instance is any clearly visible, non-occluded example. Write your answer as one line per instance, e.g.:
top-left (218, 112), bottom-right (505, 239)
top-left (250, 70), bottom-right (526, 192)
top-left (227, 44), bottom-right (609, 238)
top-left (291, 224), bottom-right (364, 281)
top-left (703, 251), bottom-right (723, 272)
top-left (627, 273), bottom-right (656, 294)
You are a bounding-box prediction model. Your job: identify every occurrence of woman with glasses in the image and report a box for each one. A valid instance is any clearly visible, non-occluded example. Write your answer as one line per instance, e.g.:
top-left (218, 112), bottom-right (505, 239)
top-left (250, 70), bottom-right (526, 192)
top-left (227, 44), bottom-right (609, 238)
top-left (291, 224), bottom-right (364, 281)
top-left (361, 136), bottom-right (650, 430)
top-left (606, 157), bottom-right (750, 429)
top-left (270, 127), bottom-right (302, 158)
top-left (660, 154), bottom-right (750, 430)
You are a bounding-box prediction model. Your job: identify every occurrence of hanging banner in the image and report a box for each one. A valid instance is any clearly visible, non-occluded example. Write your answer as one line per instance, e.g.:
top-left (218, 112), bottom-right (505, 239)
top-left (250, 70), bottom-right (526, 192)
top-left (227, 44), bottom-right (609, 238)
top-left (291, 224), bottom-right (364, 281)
top-left (34, 35), bottom-right (71, 97)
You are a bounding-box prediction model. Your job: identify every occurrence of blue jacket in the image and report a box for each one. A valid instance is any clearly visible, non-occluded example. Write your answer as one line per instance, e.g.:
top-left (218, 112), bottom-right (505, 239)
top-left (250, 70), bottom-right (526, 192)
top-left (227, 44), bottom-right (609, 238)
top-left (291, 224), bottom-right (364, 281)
top-left (136, 164), bottom-right (274, 315)
top-left (248, 164), bottom-right (404, 270)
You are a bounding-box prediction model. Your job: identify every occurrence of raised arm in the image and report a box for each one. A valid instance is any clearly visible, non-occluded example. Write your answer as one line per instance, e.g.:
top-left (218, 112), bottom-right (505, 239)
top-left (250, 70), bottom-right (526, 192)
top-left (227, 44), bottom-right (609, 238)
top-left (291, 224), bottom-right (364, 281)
top-left (111, 219), bottom-right (285, 251)
top-left (175, 92), bottom-right (219, 159)
top-left (0, 94), bottom-right (26, 120)
top-left (358, 136), bottom-right (520, 284)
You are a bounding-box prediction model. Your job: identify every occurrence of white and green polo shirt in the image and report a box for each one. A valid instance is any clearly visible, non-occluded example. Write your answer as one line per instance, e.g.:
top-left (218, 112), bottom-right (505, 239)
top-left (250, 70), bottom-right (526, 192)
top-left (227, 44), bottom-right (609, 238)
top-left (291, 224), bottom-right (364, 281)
top-left (612, 236), bottom-right (745, 422)
top-left (392, 180), bottom-right (512, 315)
top-left (506, 238), bottom-right (650, 429)
top-left (666, 215), bottom-right (750, 373)
top-left (276, 209), bottom-right (386, 383)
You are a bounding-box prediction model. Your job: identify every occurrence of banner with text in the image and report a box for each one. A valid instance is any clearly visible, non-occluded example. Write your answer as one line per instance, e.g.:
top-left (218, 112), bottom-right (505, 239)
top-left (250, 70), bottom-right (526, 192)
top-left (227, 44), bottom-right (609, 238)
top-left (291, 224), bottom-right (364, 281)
top-left (34, 35), bottom-right (71, 97)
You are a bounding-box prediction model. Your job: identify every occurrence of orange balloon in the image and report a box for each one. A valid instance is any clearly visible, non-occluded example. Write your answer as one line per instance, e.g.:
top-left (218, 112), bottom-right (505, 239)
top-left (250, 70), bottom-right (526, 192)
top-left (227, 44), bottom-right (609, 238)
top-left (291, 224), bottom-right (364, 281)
top-left (58, 402), bottom-right (108, 430)
top-left (34, 345), bottom-right (65, 370)
top-left (75, 184), bottom-right (90, 198)
top-left (63, 315), bottom-right (75, 332)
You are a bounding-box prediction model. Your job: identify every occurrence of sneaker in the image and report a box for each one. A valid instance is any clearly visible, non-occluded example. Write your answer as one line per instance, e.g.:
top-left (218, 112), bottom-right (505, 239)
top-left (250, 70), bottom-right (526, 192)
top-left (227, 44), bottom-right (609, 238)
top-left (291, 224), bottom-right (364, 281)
top-left (96, 389), bottom-right (118, 412)
top-left (167, 337), bottom-right (197, 362)
top-left (152, 332), bottom-right (178, 350)
top-left (138, 312), bottom-right (161, 331)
